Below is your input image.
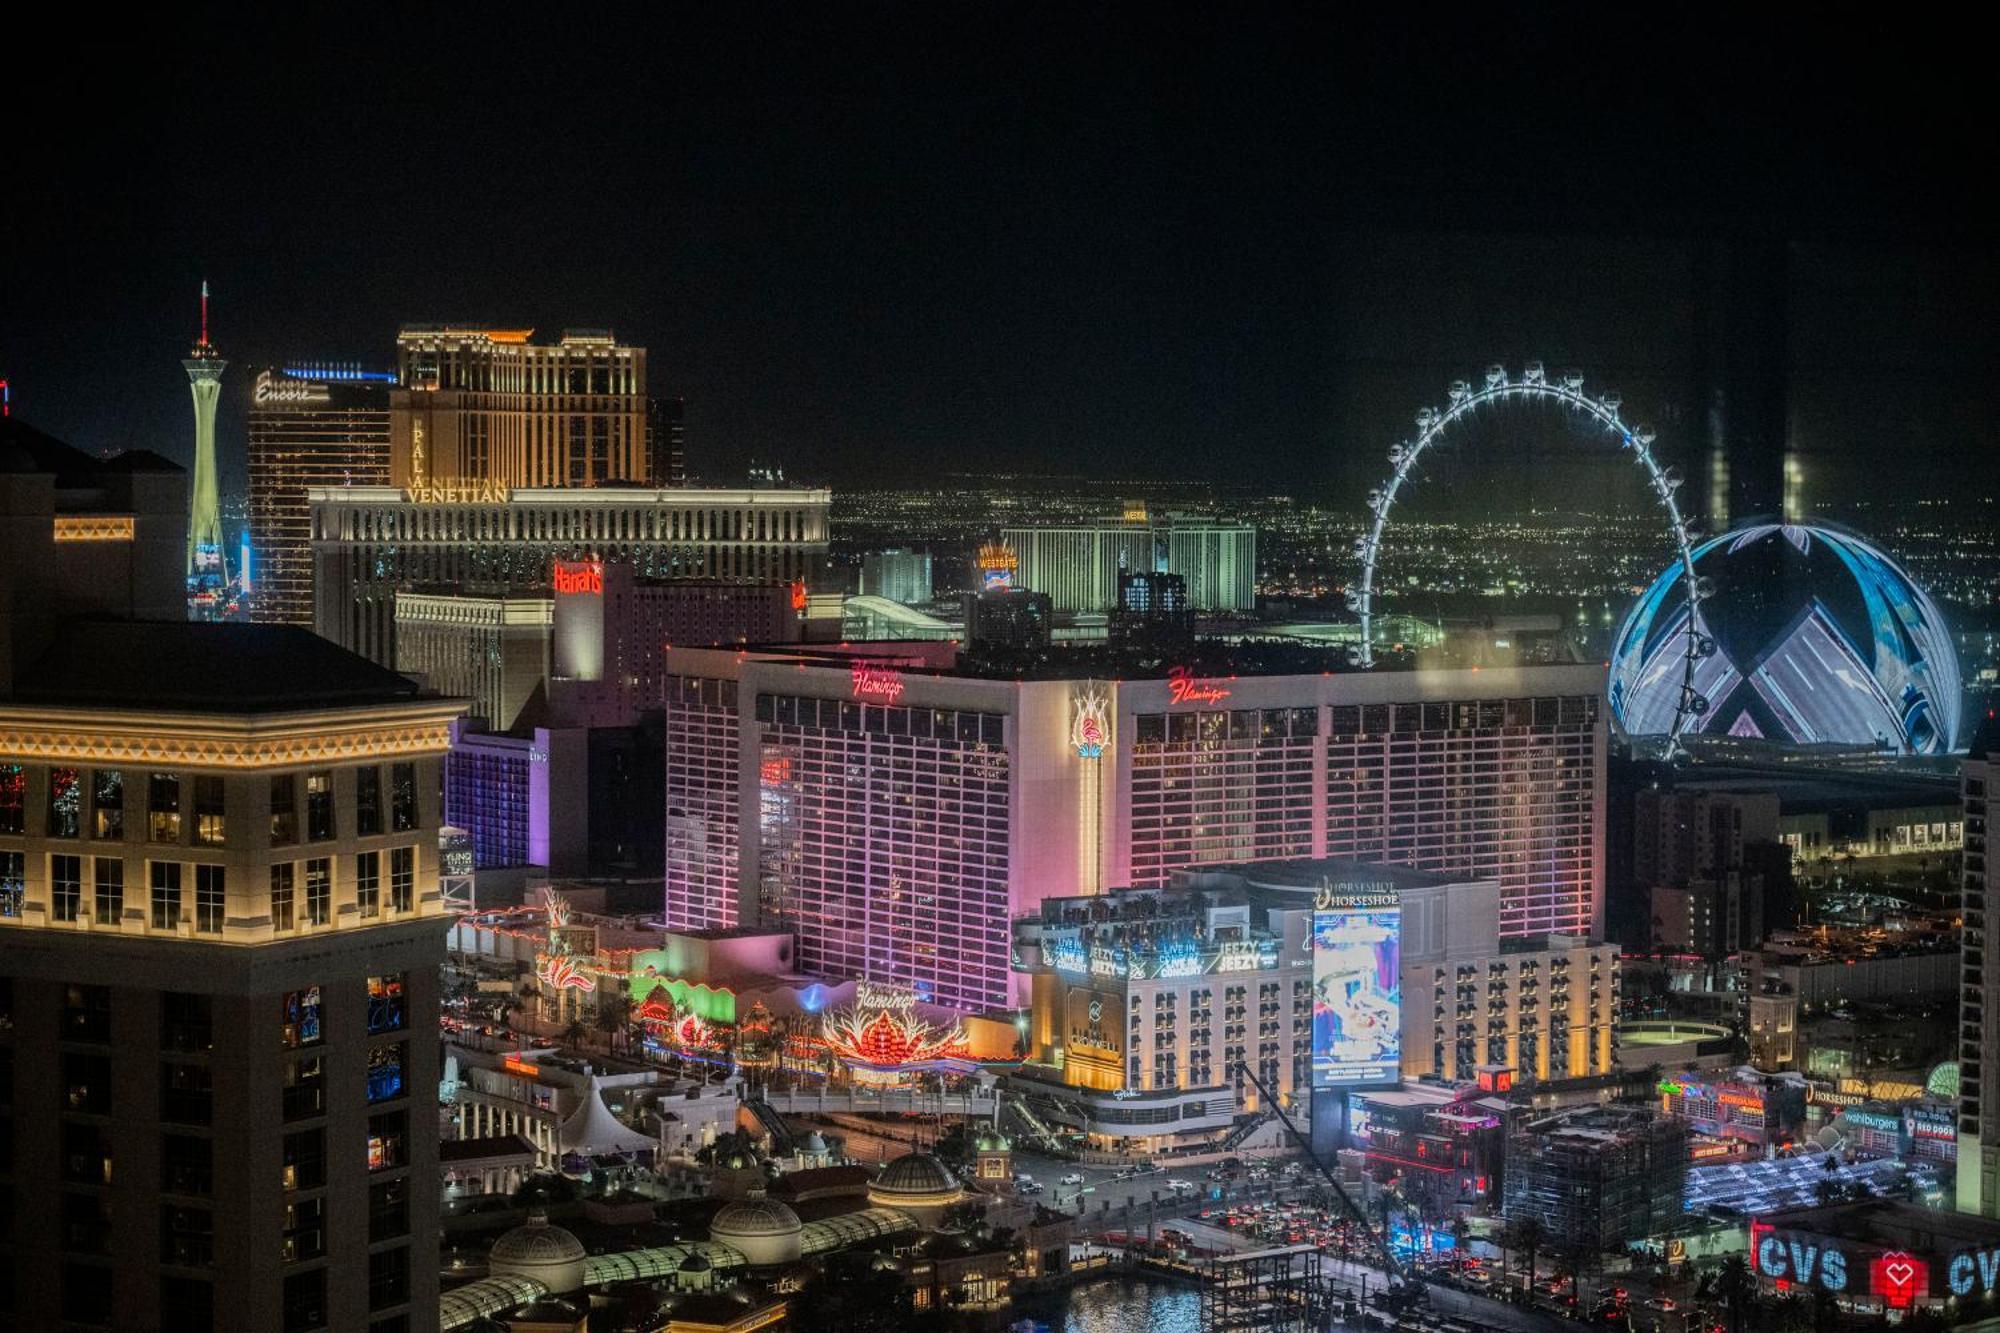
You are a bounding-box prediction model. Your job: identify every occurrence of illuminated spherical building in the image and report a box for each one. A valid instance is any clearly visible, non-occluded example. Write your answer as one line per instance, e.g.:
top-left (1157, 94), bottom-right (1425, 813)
top-left (1610, 523), bottom-right (1962, 754)
top-left (707, 1190), bottom-right (804, 1266)
top-left (866, 1151), bottom-right (964, 1228)
top-left (488, 1212), bottom-right (588, 1293)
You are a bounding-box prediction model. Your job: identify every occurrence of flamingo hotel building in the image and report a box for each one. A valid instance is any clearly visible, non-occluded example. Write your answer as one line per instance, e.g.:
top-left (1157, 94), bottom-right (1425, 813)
top-left (661, 644), bottom-right (1608, 1015)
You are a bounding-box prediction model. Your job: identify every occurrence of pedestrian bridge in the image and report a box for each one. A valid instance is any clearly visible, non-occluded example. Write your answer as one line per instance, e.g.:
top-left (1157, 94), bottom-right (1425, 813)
top-left (756, 1088), bottom-right (999, 1116)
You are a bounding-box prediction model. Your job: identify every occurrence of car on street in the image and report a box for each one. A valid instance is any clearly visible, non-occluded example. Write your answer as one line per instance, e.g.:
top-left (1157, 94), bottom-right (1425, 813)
top-left (1061, 1172), bottom-right (1085, 1186)
top-left (1169, 1178), bottom-right (1198, 1193)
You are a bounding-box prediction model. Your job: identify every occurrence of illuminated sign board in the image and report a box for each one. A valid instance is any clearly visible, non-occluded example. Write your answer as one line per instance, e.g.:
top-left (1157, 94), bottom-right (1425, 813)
top-left (1072, 686), bottom-right (1111, 759)
top-left (1873, 1252), bottom-right (1928, 1310)
top-left (553, 559), bottom-right (604, 595)
top-left (1167, 666), bottom-right (1231, 706)
top-left (1311, 886), bottom-right (1401, 1088)
top-left (1808, 1084), bottom-right (1866, 1108)
top-left (253, 369), bottom-right (331, 407)
top-left (404, 481), bottom-right (512, 504)
top-left (977, 543), bottom-right (1018, 590)
top-left (851, 663), bottom-right (906, 704)
top-left (502, 1054), bottom-right (541, 1078)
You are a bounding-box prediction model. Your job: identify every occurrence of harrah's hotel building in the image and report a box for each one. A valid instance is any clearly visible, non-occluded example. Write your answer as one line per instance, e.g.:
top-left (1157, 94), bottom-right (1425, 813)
top-left (664, 644), bottom-right (1606, 1014)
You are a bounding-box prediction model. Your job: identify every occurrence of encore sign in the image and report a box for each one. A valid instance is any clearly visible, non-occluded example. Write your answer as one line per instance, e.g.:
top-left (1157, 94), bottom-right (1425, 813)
top-left (553, 560), bottom-right (604, 595)
top-left (851, 664), bottom-right (906, 704)
top-left (1167, 666), bottom-right (1231, 706)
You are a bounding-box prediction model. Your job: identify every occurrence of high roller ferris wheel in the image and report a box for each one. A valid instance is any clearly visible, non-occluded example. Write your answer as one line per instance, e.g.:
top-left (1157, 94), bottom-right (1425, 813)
top-left (1347, 361), bottom-right (1712, 743)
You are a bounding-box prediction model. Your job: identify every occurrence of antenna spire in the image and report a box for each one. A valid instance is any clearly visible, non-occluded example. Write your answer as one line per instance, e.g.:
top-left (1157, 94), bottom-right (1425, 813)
top-left (199, 280), bottom-right (210, 348)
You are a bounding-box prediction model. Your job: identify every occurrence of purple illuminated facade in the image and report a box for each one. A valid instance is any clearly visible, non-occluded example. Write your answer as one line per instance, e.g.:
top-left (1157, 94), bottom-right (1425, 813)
top-left (663, 647), bottom-right (1607, 1013)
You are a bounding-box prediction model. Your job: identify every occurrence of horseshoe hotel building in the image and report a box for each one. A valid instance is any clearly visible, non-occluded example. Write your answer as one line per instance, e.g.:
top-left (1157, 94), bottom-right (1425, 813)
top-left (662, 644), bottom-right (1608, 1014)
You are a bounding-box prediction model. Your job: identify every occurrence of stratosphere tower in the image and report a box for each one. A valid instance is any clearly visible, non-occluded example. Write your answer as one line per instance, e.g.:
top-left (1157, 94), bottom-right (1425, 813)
top-left (183, 281), bottom-right (227, 587)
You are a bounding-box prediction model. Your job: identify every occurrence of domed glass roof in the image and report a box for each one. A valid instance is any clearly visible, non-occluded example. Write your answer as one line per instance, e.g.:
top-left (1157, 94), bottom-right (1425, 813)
top-left (1610, 523), bottom-right (1963, 755)
top-left (710, 1193), bottom-right (803, 1239)
top-left (872, 1152), bottom-right (960, 1197)
top-left (491, 1214), bottom-right (587, 1267)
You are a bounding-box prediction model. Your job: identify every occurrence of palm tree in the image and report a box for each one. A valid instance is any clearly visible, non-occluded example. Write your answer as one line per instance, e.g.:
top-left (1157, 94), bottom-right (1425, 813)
top-left (1714, 1253), bottom-right (1755, 1333)
top-left (1503, 1215), bottom-right (1547, 1295)
top-left (561, 1017), bottom-right (588, 1050)
top-left (595, 993), bottom-right (633, 1051)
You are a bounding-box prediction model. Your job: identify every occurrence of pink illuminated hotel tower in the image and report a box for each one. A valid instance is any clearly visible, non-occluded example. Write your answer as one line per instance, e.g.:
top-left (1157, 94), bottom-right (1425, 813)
top-left (662, 645), bottom-right (1607, 1014)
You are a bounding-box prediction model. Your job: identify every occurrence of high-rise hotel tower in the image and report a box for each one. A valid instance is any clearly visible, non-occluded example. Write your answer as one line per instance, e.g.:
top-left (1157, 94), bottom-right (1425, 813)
top-left (3, 415), bottom-right (460, 1332)
top-left (392, 325), bottom-right (653, 491)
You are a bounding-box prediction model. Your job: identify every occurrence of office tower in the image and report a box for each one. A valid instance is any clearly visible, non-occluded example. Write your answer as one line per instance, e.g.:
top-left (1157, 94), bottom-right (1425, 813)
top-left (1, 418), bottom-right (459, 1332)
top-left (1003, 512), bottom-right (1255, 614)
top-left (647, 395), bottom-right (686, 487)
top-left (309, 484), bottom-right (828, 669)
top-left (392, 326), bottom-right (653, 490)
top-left (183, 283), bottom-right (228, 588)
top-left (393, 591), bottom-right (552, 730)
top-left (662, 648), bottom-right (1606, 1012)
top-left (1959, 708), bottom-right (2000, 1214)
top-left (859, 548), bottom-right (934, 604)
top-left (961, 588), bottom-right (1053, 660)
top-left (1634, 787), bottom-right (1781, 889)
top-left (247, 366), bottom-right (396, 626)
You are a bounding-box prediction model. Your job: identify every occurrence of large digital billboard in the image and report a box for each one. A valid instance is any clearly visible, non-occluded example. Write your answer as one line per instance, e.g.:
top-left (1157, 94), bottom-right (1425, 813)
top-left (1312, 887), bottom-right (1402, 1088)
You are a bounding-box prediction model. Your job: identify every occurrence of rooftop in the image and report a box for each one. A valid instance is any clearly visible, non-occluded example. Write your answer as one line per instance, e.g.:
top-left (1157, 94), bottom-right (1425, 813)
top-left (7, 621), bottom-right (434, 714)
top-left (0, 416), bottom-right (184, 485)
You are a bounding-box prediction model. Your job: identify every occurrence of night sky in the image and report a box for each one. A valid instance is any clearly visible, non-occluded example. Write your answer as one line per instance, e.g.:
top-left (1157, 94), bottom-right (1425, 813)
top-left (7, 12), bottom-right (1992, 507)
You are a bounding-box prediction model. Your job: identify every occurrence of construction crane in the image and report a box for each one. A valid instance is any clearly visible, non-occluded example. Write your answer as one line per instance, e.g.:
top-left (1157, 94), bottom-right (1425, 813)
top-left (1235, 1062), bottom-right (1423, 1303)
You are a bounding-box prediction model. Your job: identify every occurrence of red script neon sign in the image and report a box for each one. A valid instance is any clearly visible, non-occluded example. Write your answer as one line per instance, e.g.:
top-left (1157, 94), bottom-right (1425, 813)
top-left (1167, 666), bottom-right (1231, 706)
top-left (851, 664), bottom-right (906, 704)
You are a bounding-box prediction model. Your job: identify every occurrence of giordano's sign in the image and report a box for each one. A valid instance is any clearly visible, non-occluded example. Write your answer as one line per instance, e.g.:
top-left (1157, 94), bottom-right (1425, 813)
top-left (403, 481), bottom-right (512, 505)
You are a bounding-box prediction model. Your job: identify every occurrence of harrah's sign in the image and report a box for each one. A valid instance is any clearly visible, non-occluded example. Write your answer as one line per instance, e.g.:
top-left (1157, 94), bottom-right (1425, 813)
top-left (851, 663), bottom-right (906, 704)
top-left (1166, 665), bottom-right (1231, 706)
top-left (553, 560), bottom-right (604, 595)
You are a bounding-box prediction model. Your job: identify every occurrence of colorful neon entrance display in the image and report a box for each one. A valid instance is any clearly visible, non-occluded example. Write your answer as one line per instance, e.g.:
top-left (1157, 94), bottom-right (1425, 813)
top-left (821, 982), bottom-right (969, 1084)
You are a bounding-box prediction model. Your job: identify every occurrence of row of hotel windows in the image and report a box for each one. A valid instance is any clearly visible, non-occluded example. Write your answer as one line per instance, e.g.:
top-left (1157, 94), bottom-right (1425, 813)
top-left (755, 693), bottom-right (1007, 744)
top-left (0, 763), bottom-right (419, 845)
top-left (0, 850), bottom-right (415, 928)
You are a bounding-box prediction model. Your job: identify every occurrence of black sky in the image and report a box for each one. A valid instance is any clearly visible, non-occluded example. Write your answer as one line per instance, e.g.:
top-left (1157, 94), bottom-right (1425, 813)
top-left (5, 10), bottom-right (1993, 506)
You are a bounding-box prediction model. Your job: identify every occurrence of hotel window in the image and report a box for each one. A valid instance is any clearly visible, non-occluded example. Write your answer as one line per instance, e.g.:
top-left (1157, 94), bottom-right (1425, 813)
top-left (367, 1043), bottom-right (406, 1103)
top-left (270, 863), bottom-right (296, 931)
top-left (370, 1245), bottom-right (411, 1313)
top-left (305, 770), bottom-right (335, 841)
top-left (356, 766), bottom-right (383, 837)
top-left (149, 773), bottom-right (182, 842)
top-left (366, 1109), bottom-right (407, 1171)
top-left (51, 852), bottom-right (83, 922)
top-left (47, 766), bottom-right (82, 838)
top-left (161, 992), bottom-right (213, 1053)
top-left (280, 985), bottom-right (324, 1050)
top-left (160, 1062), bottom-right (212, 1126)
top-left (390, 845), bottom-right (414, 913)
top-left (282, 1128), bottom-right (326, 1191)
top-left (356, 850), bottom-right (380, 918)
top-left (94, 857), bottom-right (124, 925)
top-left (367, 973), bottom-right (407, 1034)
top-left (150, 861), bottom-right (183, 929)
top-left (0, 762), bottom-right (23, 835)
top-left (283, 1268), bottom-right (327, 1333)
top-left (91, 769), bottom-right (123, 838)
top-left (162, 1133), bottom-right (213, 1196)
top-left (304, 857), bottom-right (331, 926)
top-left (193, 776), bottom-right (225, 846)
top-left (159, 1204), bottom-right (214, 1268)
top-left (0, 850), bottom-right (24, 918)
top-left (194, 864), bottom-right (225, 934)
top-left (282, 1196), bottom-right (326, 1264)
top-left (369, 1177), bottom-right (411, 1242)
top-left (270, 774), bottom-right (297, 845)
top-left (391, 762), bottom-right (418, 832)
top-left (283, 1055), bottom-right (326, 1122)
